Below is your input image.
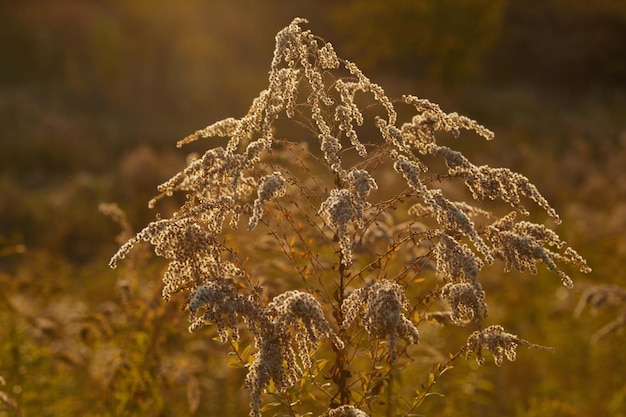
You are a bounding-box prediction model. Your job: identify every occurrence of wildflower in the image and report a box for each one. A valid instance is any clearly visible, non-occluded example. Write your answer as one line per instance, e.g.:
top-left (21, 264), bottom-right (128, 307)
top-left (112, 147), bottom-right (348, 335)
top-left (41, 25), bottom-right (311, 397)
top-left (320, 134), bottom-right (343, 173)
top-left (108, 17), bottom-right (590, 417)
top-left (486, 212), bottom-right (590, 288)
top-left (341, 280), bottom-right (419, 363)
top-left (188, 279), bottom-right (257, 341)
top-left (402, 95), bottom-right (494, 141)
top-left (346, 169), bottom-right (377, 216)
top-left (319, 189), bottom-right (357, 265)
top-left (433, 233), bottom-right (484, 283)
top-left (318, 42), bottom-right (340, 69)
top-left (246, 331), bottom-right (299, 417)
top-left (422, 189), bottom-right (493, 263)
top-left (246, 290), bottom-right (342, 417)
top-left (271, 291), bottom-right (343, 345)
top-left (465, 325), bottom-right (554, 366)
top-left (272, 68), bottom-right (301, 118)
top-left (393, 154), bottom-right (426, 192)
top-left (177, 117), bottom-right (241, 147)
top-left (248, 172), bottom-right (287, 231)
top-left (318, 170), bottom-right (377, 266)
top-left (440, 281), bottom-right (488, 325)
top-left (434, 145), bottom-right (561, 222)
top-left (344, 60), bottom-right (396, 125)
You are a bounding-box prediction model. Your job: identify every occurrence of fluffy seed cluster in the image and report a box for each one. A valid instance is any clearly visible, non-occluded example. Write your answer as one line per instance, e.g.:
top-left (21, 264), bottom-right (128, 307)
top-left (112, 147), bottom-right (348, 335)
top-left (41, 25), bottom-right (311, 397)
top-left (401, 95), bottom-right (495, 143)
top-left (341, 280), bottom-right (419, 363)
top-left (319, 169), bottom-right (378, 266)
top-left (434, 234), bottom-right (484, 283)
top-left (248, 172), bottom-right (287, 231)
top-left (269, 290), bottom-right (345, 357)
top-left (433, 145), bottom-right (560, 222)
top-left (430, 232), bottom-right (489, 325)
top-left (186, 285), bottom-right (343, 417)
top-left (392, 155), bottom-right (493, 263)
top-left (465, 325), bottom-right (554, 366)
top-left (109, 200), bottom-right (244, 302)
top-left (245, 290), bottom-right (343, 417)
top-left (486, 212), bottom-right (590, 288)
top-left (187, 279), bottom-right (259, 340)
top-left (440, 282), bottom-right (487, 325)
top-left (319, 189), bottom-right (359, 265)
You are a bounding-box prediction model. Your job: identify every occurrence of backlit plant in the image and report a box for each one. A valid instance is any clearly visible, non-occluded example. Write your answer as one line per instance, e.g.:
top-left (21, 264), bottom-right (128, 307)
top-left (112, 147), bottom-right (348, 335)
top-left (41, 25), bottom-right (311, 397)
top-left (109, 18), bottom-right (590, 417)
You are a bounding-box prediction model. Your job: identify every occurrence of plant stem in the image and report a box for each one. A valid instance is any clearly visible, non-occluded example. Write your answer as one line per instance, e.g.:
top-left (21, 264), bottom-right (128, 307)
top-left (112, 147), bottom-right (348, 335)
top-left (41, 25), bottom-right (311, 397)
top-left (330, 255), bottom-right (351, 407)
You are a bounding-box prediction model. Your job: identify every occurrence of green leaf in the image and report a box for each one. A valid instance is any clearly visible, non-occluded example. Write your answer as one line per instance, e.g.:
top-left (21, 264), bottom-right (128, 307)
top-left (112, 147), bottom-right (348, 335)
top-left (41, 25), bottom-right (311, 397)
top-left (427, 371), bottom-right (435, 386)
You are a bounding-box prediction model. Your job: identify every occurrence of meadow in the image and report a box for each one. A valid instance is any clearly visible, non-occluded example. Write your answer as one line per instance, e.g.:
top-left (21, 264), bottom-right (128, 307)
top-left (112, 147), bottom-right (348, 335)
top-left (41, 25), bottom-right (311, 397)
top-left (1, 2), bottom-right (625, 416)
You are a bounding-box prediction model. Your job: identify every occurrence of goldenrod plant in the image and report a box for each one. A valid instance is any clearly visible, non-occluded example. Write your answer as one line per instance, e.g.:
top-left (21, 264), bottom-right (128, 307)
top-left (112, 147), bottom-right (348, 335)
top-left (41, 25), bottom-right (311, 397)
top-left (110, 18), bottom-right (590, 417)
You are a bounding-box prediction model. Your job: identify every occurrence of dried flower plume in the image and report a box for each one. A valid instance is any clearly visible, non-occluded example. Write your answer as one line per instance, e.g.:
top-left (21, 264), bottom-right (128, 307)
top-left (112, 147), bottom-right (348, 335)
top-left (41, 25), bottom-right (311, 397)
top-left (341, 280), bottom-right (419, 363)
top-left (465, 325), bottom-right (554, 366)
top-left (108, 17), bottom-right (590, 417)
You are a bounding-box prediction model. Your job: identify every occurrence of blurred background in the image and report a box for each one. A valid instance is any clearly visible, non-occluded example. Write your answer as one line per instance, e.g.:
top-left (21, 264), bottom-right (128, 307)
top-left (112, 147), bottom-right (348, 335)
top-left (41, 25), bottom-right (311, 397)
top-left (1, 1), bottom-right (625, 416)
